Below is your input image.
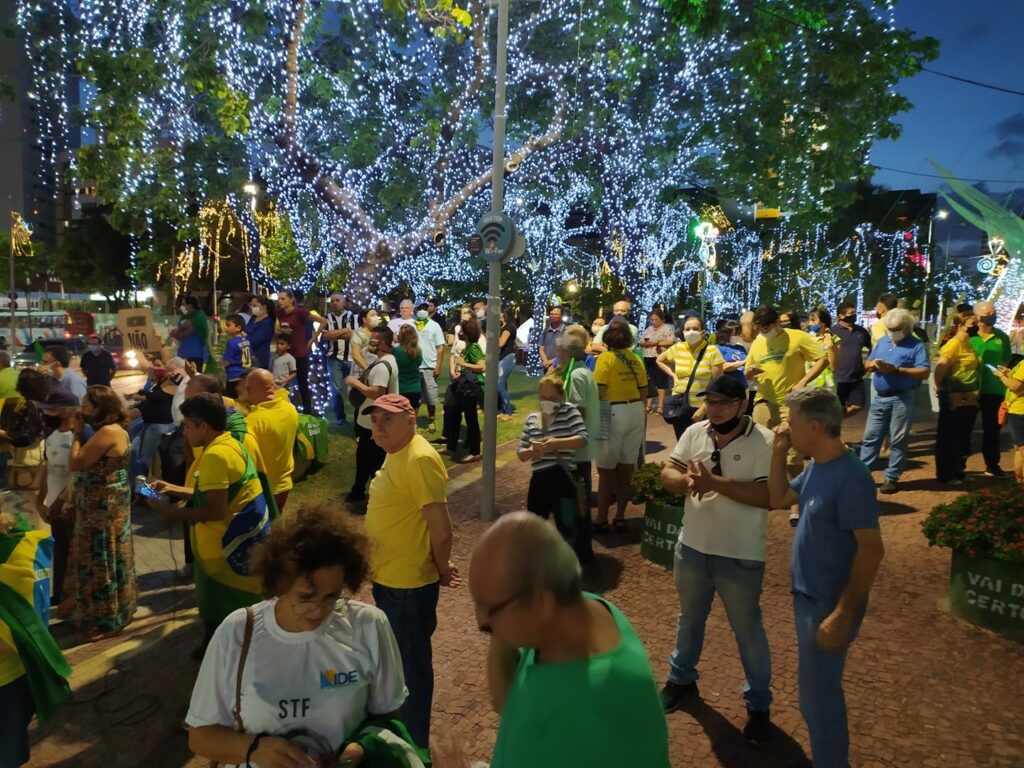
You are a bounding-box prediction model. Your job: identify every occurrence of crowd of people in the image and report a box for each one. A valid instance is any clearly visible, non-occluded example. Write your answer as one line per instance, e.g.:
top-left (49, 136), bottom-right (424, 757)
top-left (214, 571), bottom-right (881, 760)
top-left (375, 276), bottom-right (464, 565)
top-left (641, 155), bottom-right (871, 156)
top-left (2, 285), bottom-right (1022, 768)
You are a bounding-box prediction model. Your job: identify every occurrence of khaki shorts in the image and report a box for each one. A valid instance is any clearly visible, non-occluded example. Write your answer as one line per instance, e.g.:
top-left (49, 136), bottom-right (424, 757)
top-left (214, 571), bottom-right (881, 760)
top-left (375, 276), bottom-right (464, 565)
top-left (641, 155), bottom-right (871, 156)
top-left (752, 400), bottom-right (803, 473)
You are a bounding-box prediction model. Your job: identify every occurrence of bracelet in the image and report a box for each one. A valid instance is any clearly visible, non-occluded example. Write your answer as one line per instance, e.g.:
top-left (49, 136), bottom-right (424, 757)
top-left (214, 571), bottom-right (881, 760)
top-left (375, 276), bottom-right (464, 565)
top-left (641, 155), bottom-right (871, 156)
top-left (245, 733), bottom-right (264, 767)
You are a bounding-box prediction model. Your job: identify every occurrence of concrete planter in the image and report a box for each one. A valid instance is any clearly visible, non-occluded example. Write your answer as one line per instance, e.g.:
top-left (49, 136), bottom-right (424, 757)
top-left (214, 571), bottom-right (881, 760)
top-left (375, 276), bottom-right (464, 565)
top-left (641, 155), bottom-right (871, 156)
top-left (949, 550), bottom-right (1024, 635)
top-left (640, 501), bottom-right (684, 568)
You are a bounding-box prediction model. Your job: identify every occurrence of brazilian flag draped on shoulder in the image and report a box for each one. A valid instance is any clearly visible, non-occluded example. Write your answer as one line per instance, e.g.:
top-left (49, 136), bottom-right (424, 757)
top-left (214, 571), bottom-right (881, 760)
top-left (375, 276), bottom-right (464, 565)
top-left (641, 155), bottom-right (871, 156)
top-left (189, 413), bottom-right (277, 626)
top-left (0, 515), bottom-right (71, 725)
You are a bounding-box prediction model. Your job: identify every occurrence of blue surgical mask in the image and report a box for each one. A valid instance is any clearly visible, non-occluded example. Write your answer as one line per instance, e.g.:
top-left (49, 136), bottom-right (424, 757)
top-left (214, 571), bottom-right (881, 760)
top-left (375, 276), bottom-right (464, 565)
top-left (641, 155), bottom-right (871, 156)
top-left (807, 324), bottom-right (822, 334)
top-left (88, 344), bottom-right (100, 353)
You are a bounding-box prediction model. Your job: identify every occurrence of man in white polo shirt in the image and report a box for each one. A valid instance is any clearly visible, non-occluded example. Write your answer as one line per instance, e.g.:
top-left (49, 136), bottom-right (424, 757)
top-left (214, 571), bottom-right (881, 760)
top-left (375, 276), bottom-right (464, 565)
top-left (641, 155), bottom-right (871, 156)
top-left (657, 375), bottom-right (775, 744)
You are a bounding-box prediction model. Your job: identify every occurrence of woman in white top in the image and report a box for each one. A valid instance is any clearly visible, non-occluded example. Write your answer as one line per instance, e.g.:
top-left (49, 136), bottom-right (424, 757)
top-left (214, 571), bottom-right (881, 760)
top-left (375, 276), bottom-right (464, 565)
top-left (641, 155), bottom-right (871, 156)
top-left (639, 309), bottom-right (676, 415)
top-left (350, 308), bottom-right (383, 377)
top-left (186, 507), bottom-right (409, 768)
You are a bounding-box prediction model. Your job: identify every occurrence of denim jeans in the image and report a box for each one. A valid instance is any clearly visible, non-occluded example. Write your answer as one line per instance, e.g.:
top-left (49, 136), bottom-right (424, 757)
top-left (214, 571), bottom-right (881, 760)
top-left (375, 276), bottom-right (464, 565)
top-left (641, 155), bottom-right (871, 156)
top-left (372, 581), bottom-right (440, 749)
top-left (668, 543), bottom-right (772, 713)
top-left (794, 592), bottom-right (864, 768)
top-left (497, 354), bottom-right (516, 414)
top-left (858, 390), bottom-right (915, 481)
top-left (328, 357), bottom-right (352, 423)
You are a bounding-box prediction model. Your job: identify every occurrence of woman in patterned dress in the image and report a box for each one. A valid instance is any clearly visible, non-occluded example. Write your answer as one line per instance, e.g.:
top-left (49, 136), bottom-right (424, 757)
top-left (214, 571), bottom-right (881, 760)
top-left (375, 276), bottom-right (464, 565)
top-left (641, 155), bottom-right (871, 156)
top-left (67, 385), bottom-right (136, 639)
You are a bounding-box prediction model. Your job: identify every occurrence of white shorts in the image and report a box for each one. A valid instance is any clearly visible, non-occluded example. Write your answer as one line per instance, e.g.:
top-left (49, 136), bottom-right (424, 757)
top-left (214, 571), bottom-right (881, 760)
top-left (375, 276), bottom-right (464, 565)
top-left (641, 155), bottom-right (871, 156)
top-left (597, 400), bottom-right (645, 469)
top-left (420, 369), bottom-right (439, 406)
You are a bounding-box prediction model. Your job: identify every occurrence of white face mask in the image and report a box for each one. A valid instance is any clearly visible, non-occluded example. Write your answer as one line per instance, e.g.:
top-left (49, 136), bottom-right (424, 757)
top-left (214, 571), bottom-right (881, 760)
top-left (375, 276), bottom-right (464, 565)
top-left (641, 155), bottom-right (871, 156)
top-left (476, 309), bottom-right (486, 320)
top-left (889, 329), bottom-right (906, 343)
top-left (683, 329), bottom-right (703, 344)
top-left (761, 327), bottom-right (780, 340)
top-left (179, 305), bottom-right (188, 315)
top-left (540, 400), bottom-right (560, 415)
top-left (250, 305), bottom-right (261, 315)
top-left (415, 310), bottom-right (428, 321)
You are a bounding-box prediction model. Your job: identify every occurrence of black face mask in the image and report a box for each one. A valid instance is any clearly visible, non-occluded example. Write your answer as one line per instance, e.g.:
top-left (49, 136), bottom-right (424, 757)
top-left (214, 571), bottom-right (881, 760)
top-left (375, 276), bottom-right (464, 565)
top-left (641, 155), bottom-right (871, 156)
top-left (978, 315), bottom-right (996, 326)
top-left (965, 326), bottom-right (980, 337)
top-left (840, 315), bottom-right (856, 324)
top-left (43, 414), bottom-right (62, 430)
top-left (710, 403), bottom-right (744, 434)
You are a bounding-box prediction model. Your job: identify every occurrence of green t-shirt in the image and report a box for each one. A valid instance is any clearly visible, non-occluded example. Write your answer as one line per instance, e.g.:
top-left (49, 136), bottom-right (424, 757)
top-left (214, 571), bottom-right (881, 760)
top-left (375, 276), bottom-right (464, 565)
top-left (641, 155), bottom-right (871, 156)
top-left (391, 346), bottom-right (423, 395)
top-left (491, 594), bottom-right (670, 768)
top-left (463, 342), bottom-right (485, 384)
top-left (970, 329), bottom-right (1012, 396)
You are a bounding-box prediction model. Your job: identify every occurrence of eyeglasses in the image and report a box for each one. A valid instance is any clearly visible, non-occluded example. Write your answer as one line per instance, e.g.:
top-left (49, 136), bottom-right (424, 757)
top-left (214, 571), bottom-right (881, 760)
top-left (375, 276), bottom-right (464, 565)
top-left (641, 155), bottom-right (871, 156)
top-left (709, 449), bottom-right (722, 476)
top-left (477, 591), bottom-right (526, 633)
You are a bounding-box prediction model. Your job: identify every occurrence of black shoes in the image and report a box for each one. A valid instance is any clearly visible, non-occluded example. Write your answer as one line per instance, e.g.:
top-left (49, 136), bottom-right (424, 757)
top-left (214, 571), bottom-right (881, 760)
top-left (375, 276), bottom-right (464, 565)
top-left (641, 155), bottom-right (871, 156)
top-left (985, 466), bottom-right (1007, 478)
top-left (660, 680), bottom-right (699, 713)
top-left (742, 708), bottom-right (772, 743)
top-left (879, 480), bottom-right (898, 494)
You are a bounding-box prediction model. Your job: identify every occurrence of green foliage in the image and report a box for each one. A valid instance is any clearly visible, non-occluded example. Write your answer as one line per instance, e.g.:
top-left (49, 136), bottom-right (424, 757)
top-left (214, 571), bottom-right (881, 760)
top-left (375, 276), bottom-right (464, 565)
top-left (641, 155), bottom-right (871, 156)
top-left (51, 209), bottom-right (136, 300)
top-left (922, 485), bottom-right (1024, 563)
top-left (260, 210), bottom-right (307, 285)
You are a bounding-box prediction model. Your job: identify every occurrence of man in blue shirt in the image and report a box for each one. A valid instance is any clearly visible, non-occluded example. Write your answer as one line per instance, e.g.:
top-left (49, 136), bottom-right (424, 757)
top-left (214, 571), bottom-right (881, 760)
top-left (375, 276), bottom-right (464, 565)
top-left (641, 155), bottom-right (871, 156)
top-left (768, 388), bottom-right (884, 768)
top-left (858, 309), bottom-right (930, 494)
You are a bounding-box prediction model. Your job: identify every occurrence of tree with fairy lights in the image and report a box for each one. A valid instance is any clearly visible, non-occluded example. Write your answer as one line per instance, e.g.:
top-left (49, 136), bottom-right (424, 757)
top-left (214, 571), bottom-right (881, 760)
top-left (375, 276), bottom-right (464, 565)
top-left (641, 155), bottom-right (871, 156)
top-left (19, 0), bottom-right (936, 304)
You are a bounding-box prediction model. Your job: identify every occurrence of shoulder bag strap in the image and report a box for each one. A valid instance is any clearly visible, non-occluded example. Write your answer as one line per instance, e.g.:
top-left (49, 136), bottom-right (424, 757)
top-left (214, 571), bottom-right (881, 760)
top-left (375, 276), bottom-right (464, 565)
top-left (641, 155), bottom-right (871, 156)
top-left (615, 352), bottom-right (644, 396)
top-left (683, 343), bottom-right (709, 396)
top-left (232, 606), bottom-right (255, 732)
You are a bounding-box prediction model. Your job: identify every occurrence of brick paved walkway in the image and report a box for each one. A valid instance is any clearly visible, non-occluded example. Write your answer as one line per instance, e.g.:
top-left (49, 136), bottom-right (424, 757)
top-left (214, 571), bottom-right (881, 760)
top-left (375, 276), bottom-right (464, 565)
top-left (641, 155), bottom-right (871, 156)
top-left (23, 400), bottom-right (1024, 767)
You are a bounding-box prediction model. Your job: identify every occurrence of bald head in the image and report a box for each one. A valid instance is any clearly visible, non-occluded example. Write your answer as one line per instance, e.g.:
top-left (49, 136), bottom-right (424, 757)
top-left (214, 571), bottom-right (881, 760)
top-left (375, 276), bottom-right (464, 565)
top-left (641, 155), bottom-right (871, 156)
top-left (246, 368), bottom-right (276, 405)
top-left (975, 301), bottom-right (997, 327)
top-left (471, 512), bottom-right (581, 606)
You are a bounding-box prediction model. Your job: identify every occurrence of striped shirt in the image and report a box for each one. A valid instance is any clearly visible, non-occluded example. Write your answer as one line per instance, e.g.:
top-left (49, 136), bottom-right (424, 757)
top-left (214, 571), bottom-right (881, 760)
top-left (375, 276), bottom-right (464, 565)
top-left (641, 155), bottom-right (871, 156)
top-left (662, 341), bottom-right (725, 399)
top-left (518, 403), bottom-right (587, 471)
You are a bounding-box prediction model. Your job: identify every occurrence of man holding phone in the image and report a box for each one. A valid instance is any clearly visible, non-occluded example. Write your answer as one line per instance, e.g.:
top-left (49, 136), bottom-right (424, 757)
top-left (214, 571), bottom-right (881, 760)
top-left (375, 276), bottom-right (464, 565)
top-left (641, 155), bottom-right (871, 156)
top-left (970, 301), bottom-right (1012, 477)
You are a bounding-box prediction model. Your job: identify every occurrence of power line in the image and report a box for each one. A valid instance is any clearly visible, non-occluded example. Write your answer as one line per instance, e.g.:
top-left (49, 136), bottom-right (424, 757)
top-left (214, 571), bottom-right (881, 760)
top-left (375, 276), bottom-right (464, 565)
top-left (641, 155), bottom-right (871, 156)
top-left (920, 68), bottom-right (1024, 98)
top-left (872, 165), bottom-right (1024, 185)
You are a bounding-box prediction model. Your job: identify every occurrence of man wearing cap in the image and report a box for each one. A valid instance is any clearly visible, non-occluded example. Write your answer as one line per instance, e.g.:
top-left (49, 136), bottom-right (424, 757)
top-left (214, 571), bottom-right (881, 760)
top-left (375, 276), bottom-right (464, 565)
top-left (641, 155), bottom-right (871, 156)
top-left (657, 375), bottom-right (776, 742)
top-left (364, 393), bottom-right (460, 749)
top-left (79, 336), bottom-right (117, 388)
top-left (414, 301), bottom-right (447, 432)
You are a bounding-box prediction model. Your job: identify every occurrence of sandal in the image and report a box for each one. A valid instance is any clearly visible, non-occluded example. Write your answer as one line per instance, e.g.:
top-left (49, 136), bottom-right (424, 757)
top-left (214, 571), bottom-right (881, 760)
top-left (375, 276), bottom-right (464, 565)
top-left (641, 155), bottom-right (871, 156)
top-left (612, 518), bottom-right (627, 532)
top-left (459, 454), bottom-right (482, 464)
top-left (592, 521), bottom-right (610, 534)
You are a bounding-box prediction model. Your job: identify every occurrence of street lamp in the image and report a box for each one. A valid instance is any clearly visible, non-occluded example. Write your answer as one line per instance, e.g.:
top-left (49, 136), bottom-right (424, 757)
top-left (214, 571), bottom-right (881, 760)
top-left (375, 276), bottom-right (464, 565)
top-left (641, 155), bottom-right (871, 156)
top-left (922, 209), bottom-right (949, 328)
top-left (243, 182), bottom-right (259, 213)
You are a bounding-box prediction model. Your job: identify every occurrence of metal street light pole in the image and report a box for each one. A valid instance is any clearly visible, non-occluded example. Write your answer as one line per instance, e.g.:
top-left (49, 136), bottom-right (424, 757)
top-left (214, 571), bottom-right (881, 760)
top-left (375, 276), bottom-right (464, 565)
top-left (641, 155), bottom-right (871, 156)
top-left (480, 0), bottom-right (510, 522)
top-left (922, 209), bottom-right (947, 331)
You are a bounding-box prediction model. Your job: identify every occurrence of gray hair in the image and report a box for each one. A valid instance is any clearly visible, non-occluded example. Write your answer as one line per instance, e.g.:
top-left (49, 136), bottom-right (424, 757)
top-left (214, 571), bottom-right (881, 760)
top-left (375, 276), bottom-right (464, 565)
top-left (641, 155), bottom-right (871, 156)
top-left (883, 308), bottom-right (913, 333)
top-left (399, 299), bottom-right (413, 308)
top-left (166, 356), bottom-right (186, 371)
top-left (500, 512), bottom-right (582, 605)
top-left (0, 351), bottom-right (10, 368)
top-left (559, 324), bottom-right (588, 359)
top-left (784, 388), bottom-right (843, 438)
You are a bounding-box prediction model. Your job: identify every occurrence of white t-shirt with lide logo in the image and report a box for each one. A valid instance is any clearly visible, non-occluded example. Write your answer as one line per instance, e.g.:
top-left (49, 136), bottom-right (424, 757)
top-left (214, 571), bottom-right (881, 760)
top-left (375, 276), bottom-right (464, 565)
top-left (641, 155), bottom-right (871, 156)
top-left (186, 599), bottom-right (408, 767)
top-left (670, 418), bottom-right (773, 561)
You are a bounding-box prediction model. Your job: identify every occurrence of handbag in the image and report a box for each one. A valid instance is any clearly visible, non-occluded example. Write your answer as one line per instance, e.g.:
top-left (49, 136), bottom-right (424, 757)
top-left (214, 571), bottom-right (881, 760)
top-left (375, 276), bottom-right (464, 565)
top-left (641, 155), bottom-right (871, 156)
top-left (348, 359), bottom-right (393, 409)
top-left (998, 399), bottom-right (1009, 426)
top-left (207, 606), bottom-right (254, 768)
top-left (663, 344), bottom-right (708, 423)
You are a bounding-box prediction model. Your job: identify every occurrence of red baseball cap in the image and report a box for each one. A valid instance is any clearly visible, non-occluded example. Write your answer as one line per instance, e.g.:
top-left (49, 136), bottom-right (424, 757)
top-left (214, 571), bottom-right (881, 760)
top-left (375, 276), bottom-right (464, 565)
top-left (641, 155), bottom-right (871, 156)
top-left (365, 394), bottom-right (415, 416)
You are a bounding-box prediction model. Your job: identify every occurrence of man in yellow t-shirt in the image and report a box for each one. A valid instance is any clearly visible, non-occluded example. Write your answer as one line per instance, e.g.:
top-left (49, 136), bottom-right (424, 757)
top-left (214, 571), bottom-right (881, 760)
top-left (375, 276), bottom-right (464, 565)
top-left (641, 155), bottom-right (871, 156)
top-left (746, 306), bottom-right (828, 430)
top-left (364, 394), bottom-right (458, 748)
top-left (148, 393), bottom-right (267, 658)
top-left (244, 369), bottom-right (299, 512)
top-left (870, 293), bottom-right (898, 346)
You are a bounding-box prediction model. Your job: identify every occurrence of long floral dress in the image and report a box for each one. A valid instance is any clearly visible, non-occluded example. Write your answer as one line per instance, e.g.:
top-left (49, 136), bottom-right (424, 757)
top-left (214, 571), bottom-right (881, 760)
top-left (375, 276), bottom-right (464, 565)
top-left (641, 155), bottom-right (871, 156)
top-left (69, 445), bottom-right (137, 636)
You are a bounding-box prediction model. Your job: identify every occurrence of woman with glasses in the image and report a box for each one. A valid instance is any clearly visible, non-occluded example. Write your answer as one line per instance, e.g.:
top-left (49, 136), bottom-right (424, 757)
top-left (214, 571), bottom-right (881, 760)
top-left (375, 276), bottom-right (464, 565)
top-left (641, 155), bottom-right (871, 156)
top-left (186, 506), bottom-right (413, 768)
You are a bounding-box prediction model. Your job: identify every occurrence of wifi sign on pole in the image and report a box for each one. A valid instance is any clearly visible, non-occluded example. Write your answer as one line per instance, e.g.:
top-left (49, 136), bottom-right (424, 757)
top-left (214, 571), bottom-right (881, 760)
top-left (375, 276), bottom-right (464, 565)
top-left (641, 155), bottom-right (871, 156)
top-left (474, 212), bottom-right (518, 262)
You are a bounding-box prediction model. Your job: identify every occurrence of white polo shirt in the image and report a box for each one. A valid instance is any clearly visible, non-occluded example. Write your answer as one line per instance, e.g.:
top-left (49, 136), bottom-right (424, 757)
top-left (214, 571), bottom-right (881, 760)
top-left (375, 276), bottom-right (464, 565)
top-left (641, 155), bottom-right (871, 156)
top-left (670, 418), bottom-right (773, 561)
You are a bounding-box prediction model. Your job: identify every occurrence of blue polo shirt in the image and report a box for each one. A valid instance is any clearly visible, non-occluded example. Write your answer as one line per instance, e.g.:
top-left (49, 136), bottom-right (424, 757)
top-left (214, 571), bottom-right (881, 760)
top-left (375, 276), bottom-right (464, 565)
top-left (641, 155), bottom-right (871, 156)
top-left (867, 336), bottom-right (929, 395)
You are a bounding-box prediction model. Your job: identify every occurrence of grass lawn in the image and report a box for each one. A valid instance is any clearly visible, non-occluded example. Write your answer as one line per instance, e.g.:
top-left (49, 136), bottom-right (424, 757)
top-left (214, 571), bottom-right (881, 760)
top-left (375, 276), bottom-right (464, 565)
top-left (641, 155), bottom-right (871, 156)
top-left (289, 366), bottom-right (540, 506)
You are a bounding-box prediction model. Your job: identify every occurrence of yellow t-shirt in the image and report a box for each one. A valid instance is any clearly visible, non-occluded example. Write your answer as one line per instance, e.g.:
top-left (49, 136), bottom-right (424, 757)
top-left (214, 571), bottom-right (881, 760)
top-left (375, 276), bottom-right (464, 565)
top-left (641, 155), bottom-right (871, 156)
top-left (365, 434), bottom-right (448, 589)
top-left (245, 390), bottom-right (299, 495)
top-left (662, 341), bottom-right (725, 399)
top-left (747, 328), bottom-right (825, 404)
top-left (192, 432), bottom-right (264, 595)
top-left (938, 337), bottom-right (979, 391)
top-left (870, 319), bottom-right (888, 345)
top-left (1005, 360), bottom-right (1024, 415)
top-left (594, 350), bottom-right (648, 401)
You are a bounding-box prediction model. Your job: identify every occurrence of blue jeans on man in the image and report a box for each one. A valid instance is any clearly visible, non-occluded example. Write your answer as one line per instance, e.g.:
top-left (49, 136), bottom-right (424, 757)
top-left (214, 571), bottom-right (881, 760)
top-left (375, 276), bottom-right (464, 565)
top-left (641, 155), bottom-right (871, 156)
top-left (497, 353), bottom-right (516, 415)
top-left (794, 592), bottom-right (864, 768)
top-left (858, 390), bottom-right (915, 481)
top-left (371, 580), bottom-right (440, 749)
top-left (668, 543), bottom-right (772, 713)
top-left (328, 357), bottom-right (352, 424)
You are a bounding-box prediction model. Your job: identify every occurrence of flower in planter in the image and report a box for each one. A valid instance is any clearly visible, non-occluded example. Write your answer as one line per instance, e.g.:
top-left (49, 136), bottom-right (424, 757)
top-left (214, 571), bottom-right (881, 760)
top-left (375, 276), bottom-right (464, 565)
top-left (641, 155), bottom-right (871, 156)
top-left (630, 462), bottom-right (688, 508)
top-left (922, 484), bottom-right (1024, 563)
